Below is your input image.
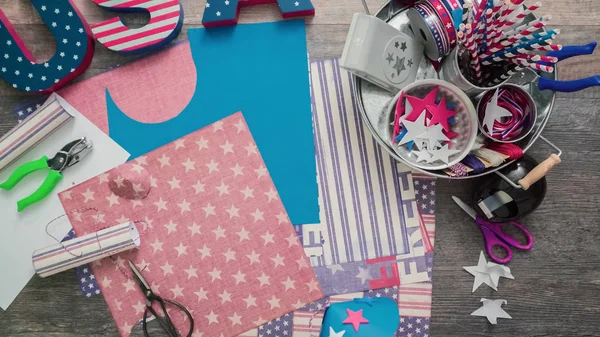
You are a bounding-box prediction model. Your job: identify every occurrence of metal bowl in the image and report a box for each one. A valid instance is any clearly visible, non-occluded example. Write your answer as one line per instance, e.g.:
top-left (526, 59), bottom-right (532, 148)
top-left (354, 1), bottom-right (557, 179)
top-left (387, 79), bottom-right (478, 170)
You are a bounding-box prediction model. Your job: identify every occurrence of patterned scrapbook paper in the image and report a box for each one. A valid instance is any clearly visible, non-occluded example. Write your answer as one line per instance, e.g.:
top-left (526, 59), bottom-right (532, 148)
top-left (58, 113), bottom-right (323, 337)
top-left (234, 59), bottom-right (438, 337)
top-left (299, 58), bottom-right (432, 296)
top-left (311, 58), bottom-right (411, 265)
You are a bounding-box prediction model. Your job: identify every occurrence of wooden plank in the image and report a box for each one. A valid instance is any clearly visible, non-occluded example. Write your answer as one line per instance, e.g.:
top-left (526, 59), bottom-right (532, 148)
top-left (0, 1), bottom-right (599, 336)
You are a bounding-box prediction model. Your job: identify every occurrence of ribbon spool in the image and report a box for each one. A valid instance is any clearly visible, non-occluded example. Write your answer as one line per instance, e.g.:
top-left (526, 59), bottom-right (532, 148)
top-left (408, 1), bottom-right (457, 60)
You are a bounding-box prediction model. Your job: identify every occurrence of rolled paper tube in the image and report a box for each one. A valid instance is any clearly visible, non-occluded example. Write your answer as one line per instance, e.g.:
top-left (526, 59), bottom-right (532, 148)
top-left (0, 96), bottom-right (73, 173)
top-left (32, 221), bottom-right (141, 278)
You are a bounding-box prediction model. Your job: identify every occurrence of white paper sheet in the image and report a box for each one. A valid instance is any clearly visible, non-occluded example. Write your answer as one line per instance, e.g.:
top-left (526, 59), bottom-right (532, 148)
top-left (0, 94), bottom-right (130, 310)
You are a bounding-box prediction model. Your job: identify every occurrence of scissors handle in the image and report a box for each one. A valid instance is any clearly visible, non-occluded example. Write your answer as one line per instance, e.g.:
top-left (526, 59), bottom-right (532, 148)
top-left (477, 217), bottom-right (534, 264)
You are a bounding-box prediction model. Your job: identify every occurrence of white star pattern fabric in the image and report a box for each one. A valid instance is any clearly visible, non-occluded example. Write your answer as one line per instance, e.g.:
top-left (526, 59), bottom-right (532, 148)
top-left (58, 113), bottom-right (323, 337)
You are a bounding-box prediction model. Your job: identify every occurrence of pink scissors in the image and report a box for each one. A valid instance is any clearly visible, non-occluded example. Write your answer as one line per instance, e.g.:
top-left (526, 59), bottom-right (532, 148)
top-left (452, 196), bottom-right (534, 264)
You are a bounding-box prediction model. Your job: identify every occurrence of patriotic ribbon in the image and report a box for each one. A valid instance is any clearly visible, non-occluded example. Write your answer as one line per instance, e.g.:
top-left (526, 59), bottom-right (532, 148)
top-left (479, 87), bottom-right (535, 141)
top-left (414, 2), bottom-right (451, 57)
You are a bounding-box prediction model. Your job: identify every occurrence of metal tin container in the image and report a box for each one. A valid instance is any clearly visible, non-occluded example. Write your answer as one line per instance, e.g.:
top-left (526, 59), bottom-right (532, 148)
top-left (354, 0), bottom-right (558, 180)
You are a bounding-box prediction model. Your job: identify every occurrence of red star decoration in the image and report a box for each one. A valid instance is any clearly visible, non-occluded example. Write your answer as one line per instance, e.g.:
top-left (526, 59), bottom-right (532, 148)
top-left (403, 86), bottom-right (439, 122)
top-left (443, 129), bottom-right (459, 139)
top-left (343, 308), bottom-right (370, 331)
top-left (427, 96), bottom-right (456, 131)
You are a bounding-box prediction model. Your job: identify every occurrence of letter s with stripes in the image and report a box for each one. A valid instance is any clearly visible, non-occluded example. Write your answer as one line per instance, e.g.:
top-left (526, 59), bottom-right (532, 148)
top-left (91, 0), bottom-right (184, 55)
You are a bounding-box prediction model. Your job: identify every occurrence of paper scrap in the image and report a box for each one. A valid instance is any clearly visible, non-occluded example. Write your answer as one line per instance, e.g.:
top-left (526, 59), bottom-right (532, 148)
top-left (0, 94), bottom-right (130, 310)
top-left (59, 112), bottom-right (323, 337)
top-left (464, 251), bottom-right (514, 292)
top-left (427, 144), bottom-right (460, 164)
top-left (471, 299), bottom-right (512, 324)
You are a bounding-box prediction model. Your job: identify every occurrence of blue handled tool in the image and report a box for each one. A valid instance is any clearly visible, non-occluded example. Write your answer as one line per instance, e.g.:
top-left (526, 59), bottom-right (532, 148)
top-left (536, 42), bottom-right (600, 93)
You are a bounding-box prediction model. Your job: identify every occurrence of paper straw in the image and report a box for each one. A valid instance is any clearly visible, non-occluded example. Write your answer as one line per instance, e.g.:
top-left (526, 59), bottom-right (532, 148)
top-left (473, 0), bottom-right (491, 43)
top-left (517, 28), bottom-right (560, 42)
top-left (504, 14), bottom-right (551, 38)
top-left (497, 0), bottom-right (525, 28)
top-left (512, 59), bottom-right (554, 73)
top-left (479, 27), bottom-right (553, 60)
top-left (32, 221), bottom-right (141, 278)
top-left (0, 95), bottom-right (74, 173)
top-left (484, 9), bottom-right (495, 50)
top-left (504, 2), bottom-right (542, 27)
top-left (482, 38), bottom-right (555, 64)
top-left (517, 54), bottom-right (558, 64)
top-left (465, 24), bottom-right (482, 81)
top-left (490, 0), bottom-right (514, 41)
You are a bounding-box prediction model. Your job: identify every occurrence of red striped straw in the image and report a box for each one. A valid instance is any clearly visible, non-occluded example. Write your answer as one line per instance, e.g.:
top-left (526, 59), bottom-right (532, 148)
top-left (508, 2), bottom-right (542, 26)
top-left (481, 38), bottom-right (556, 65)
top-left (465, 24), bottom-right (483, 82)
top-left (480, 24), bottom-right (550, 60)
top-left (491, 0), bottom-right (512, 45)
top-left (485, 3), bottom-right (505, 43)
top-left (496, 0), bottom-right (526, 31)
top-left (484, 9), bottom-right (495, 50)
top-left (504, 14), bottom-right (551, 38)
top-left (518, 54), bottom-right (559, 63)
top-left (531, 44), bottom-right (562, 51)
top-left (510, 57), bottom-right (554, 73)
top-left (473, 0), bottom-right (491, 43)
top-left (513, 55), bottom-right (542, 63)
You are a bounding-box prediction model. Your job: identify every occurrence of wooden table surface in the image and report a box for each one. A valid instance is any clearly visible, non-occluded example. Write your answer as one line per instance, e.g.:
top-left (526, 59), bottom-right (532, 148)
top-left (1, 0), bottom-right (599, 336)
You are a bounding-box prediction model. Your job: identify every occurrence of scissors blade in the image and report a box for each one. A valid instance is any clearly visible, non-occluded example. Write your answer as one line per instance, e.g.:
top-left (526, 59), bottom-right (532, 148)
top-left (452, 196), bottom-right (477, 220)
top-left (128, 260), bottom-right (151, 293)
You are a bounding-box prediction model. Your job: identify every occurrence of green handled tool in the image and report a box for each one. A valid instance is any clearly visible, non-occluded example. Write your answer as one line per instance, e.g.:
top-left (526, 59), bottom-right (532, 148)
top-left (0, 137), bottom-right (93, 212)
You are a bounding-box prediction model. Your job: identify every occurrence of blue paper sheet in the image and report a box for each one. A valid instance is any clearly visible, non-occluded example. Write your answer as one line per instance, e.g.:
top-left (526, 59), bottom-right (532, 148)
top-left (106, 20), bottom-right (319, 225)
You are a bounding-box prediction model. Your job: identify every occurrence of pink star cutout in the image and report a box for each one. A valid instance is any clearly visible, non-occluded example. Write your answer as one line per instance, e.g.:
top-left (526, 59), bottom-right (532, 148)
top-left (427, 96), bottom-right (456, 131)
top-left (342, 308), bottom-right (369, 331)
top-left (403, 86), bottom-right (439, 122)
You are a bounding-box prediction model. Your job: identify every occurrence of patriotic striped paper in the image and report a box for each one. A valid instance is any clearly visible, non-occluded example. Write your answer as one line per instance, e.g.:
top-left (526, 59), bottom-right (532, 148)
top-left (311, 58), bottom-right (411, 266)
top-left (91, 0), bottom-right (183, 54)
top-left (0, 96), bottom-right (73, 173)
top-left (32, 221), bottom-right (140, 278)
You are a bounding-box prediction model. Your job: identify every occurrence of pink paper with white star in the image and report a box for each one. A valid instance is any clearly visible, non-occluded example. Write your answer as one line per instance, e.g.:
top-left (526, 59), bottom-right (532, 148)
top-left (58, 112), bottom-right (323, 337)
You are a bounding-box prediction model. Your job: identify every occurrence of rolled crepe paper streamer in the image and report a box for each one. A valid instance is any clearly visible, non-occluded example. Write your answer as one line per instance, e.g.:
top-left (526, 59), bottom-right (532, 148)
top-left (0, 0), bottom-right (95, 93)
top-left (0, 95), bottom-right (73, 173)
top-left (91, 0), bottom-right (184, 55)
top-left (33, 221), bottom-right (140, 278)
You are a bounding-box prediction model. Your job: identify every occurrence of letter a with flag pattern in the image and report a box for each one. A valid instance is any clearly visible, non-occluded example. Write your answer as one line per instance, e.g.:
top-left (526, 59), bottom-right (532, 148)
top-left (0, 0), bottom-right (94, 93)
top-left (202, 0), bottom-right (315, 28)
top-left (91, 0), bottom-right (184, 55)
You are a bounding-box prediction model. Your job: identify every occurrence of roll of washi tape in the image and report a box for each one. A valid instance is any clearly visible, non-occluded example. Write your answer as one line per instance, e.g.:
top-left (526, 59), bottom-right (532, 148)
top-left (409, 2), bottom-right (450, 59)
top-left (32, 221), bottom-right (141, 278)
top-left (0, 95), bottom-right (74, 173)
top-left (429, 0), bottom-right (458, 48)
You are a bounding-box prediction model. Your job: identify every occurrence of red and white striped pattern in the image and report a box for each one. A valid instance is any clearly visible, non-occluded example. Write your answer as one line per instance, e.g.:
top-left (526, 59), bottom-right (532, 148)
top-left (421, 213), bottom-right (436, 246)
top-left (91, 0), bottom-right (181, 53)
top-left (292, 311), bottom-right (324, 337)
top-left (504, 14), bottom-right (551, 38)
top-left (465, 24), bottom-right (482, 81)
top-left (397, 282), bottom-right (433, 318)
top-left (510, 57), bottom-right (554, 73)
top-left (505, 1), bottom-right (542, 27)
